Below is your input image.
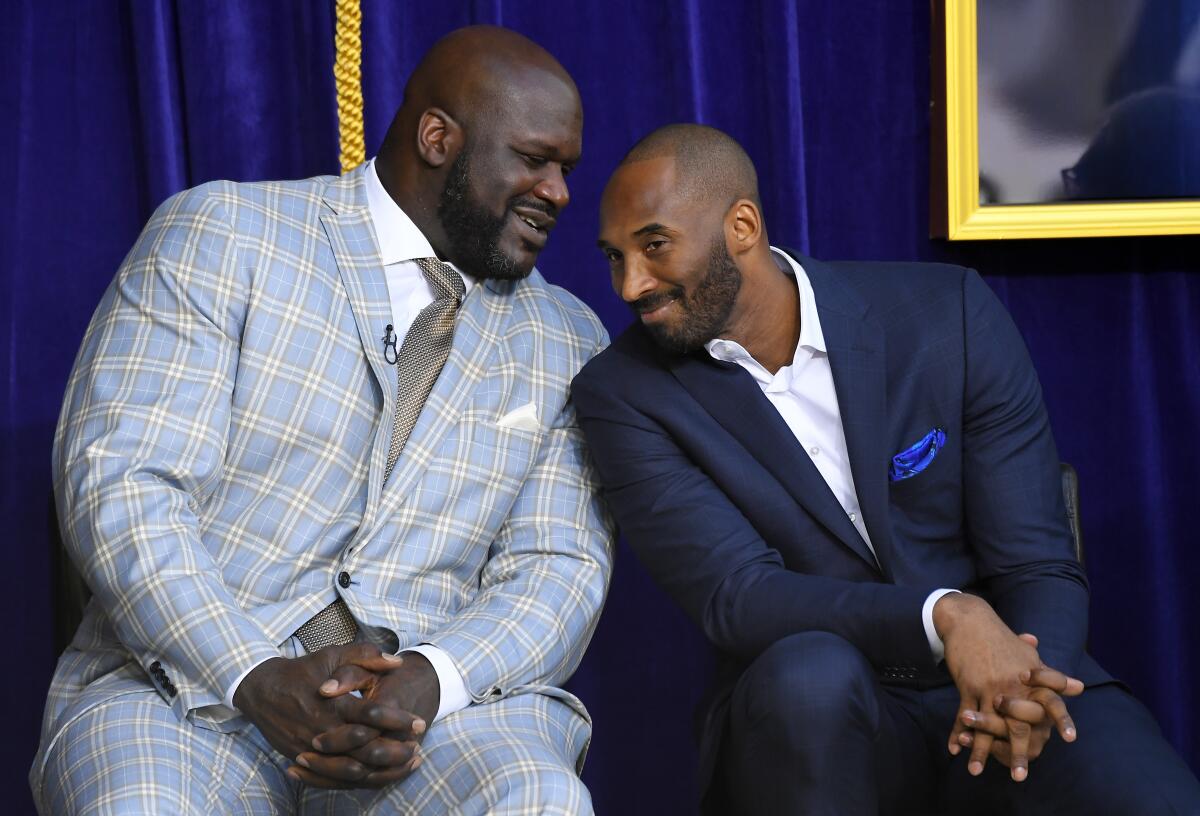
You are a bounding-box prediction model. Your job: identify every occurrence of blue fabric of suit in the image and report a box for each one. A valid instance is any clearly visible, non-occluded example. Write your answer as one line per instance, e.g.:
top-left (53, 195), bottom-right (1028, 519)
top-left (572, 253), bottom-right (1198, 814)
top-left (32, 165), bottom-right (615, 814)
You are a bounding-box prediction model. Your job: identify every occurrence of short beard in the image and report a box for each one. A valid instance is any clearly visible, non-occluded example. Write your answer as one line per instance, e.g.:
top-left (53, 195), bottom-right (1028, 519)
top-left (638, 238), bottom-right (741, 355)
top-left (436, 148), bottom-right (528, 281)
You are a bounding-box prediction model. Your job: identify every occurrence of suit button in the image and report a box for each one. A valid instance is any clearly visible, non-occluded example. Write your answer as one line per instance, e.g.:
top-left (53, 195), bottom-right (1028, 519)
top-left (166, 683), bottom-right (177, 697)
top-left (150, 661), bottom-right (161, 671)
top-left (338, 571), bottom-right (352, 588)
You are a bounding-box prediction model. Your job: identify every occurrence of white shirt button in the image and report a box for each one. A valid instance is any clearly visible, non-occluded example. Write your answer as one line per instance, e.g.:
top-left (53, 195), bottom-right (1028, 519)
top-left (849, 512), bottom-right (857, 522)
top-left (809, 446), bottom-right (820, 456)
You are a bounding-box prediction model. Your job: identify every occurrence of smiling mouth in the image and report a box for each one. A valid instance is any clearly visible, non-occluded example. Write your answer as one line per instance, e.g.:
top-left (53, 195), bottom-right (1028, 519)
top-left (511, 210), bottom-right (553, 250)
top-left (637, 296), bottom-right (679, 323)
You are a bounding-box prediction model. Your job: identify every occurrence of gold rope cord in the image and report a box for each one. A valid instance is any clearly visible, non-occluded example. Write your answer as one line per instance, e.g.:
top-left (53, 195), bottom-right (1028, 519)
top-left (335, 0), bottom-right (365, 173)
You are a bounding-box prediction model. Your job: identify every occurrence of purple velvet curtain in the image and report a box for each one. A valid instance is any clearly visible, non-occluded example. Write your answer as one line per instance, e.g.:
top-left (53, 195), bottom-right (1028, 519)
top-left (3, 2), bottom-right (1197, 813)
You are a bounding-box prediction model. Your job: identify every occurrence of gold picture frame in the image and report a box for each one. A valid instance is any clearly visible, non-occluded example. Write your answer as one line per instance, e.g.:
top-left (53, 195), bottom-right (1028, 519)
top-left (932, 0), bottom-right (1200, 240)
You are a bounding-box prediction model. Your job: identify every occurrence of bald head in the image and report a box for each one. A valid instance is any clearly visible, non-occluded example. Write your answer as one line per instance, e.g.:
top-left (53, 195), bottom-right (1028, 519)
top-left (379, 26), bottom-right (579, 167)
top-left (399, 26), bottom-right (578, 134)
top-left (375, 26), bottom-right (583, 281)
top-left (600, 126), bottom-right (796, 366)
top-left (620, 124), bottom-right (760, 212)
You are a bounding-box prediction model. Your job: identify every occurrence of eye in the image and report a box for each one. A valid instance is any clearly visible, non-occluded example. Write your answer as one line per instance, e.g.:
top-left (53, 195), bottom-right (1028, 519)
top-left (602, 248), bottom-right (622, 263)
top-left (521, 153), bottom-right (548, 168)
top-left (645, 239), bottom-right (667, 253)
top-left (561, 163), bottom-right (576, 178)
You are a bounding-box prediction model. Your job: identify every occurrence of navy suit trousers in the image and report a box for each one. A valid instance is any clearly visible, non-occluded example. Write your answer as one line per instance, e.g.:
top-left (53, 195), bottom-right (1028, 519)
top-left (719, 632), bottom-right (1200, 815)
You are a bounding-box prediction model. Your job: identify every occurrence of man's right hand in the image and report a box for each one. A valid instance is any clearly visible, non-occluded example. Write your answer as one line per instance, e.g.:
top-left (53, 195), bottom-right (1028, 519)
top-left (232, 644), bottom-right (423, 787)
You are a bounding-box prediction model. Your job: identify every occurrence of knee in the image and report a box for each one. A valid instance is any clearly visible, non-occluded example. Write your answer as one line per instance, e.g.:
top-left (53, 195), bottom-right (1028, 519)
top-left (735, 632), bottom-right (880, 744)
top-left (41, 727), bottom-right (186, 816)
top-left (488, 764), bottom-right (593, 815)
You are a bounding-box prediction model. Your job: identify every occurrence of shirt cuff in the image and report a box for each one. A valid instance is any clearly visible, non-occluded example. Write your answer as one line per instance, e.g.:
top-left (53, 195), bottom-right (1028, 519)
top-left (922, 588), bottom-right (961, 664)
top-left (405, 643), bottom-right (470, 723)
top-left (224, 655), bottom-right (278, 710)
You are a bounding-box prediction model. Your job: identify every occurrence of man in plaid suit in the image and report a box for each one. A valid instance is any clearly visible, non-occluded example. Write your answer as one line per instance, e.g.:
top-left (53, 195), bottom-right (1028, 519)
top-left (32, 26), bottom-right (614, 815)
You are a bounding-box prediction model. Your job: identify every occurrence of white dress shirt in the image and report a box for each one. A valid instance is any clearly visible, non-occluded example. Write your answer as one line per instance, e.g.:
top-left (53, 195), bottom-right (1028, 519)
top-left (225, 159), bottom-right (472, 721)
top-left (705, 249), bottom-right (955, 662)
top-left (364, 158), bottom-right (475, 347)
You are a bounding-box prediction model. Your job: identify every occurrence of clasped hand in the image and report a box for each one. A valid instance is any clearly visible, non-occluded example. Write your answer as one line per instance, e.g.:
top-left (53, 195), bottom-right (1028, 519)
top-left (935, 594), bottom-right (1083, 783)
top-left (233, 643), bottom-right (441, 789)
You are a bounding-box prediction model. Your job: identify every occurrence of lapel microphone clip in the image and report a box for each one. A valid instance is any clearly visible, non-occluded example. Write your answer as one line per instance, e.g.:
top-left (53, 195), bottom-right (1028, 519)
top-left (382, 324), bottom-right (398, 364)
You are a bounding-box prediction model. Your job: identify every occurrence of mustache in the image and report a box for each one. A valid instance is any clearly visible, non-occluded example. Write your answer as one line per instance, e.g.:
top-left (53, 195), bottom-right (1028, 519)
top-left (629, 287), bottom-right (684, 314)
top-left (509, 196), bottom-right (557, 219)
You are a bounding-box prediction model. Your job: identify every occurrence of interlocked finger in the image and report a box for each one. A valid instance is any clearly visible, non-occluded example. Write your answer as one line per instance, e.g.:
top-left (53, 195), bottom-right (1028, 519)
top-left (992, 695), bottom-right (1048, 725)
top-left (1028, 687), bottom-right (1078, 742)
top-left (1005, 716), bottom-right (1032, 781)
top-left (288, 752), bottom-right (422, 790)
top-left (320, 664), bottom-right (378, 698)
top-left (1023, 666), bottom-right (1084, 697)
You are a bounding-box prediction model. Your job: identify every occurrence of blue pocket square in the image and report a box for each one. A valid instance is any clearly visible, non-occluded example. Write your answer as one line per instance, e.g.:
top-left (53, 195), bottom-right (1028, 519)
top-left (889, 428), bottom-right (946, 482)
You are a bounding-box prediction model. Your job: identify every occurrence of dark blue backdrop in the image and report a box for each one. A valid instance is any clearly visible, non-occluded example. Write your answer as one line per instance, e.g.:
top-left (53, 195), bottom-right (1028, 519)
top-left (3, 2), bottom-right (1197, 813)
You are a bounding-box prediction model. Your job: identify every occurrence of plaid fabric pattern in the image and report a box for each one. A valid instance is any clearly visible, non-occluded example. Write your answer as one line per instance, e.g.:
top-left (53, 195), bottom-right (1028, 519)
top-left (41, 688), bottom-right (591, 814)
top-left (33, 165), bottom-right (614, 810)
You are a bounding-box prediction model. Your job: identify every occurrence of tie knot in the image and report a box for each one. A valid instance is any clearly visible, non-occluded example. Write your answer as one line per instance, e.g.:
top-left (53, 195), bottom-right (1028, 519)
top-left (416, 257), bottom-right (466, 302)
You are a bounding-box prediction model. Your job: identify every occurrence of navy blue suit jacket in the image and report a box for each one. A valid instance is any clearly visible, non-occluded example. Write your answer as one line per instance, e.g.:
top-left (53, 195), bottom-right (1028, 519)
top-left (572, 253), bottom-right (1109, 790)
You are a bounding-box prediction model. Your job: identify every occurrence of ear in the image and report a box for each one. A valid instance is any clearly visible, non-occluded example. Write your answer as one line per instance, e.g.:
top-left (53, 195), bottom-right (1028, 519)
top-left (725, 199), bottom-right (763, 257)
top-left (415, 107), bottom-right (463, 168)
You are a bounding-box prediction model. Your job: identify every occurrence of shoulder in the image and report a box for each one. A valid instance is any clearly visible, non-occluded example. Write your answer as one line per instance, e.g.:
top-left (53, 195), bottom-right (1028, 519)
top-left (126, 175), bottom-right (337, 290)
top-left (823, 260), bottom-right (1005, 329)
top-left (510, 269), bottom-right (610, 354)
top-left (147, 174), bottom-right (337, 238)
top-left (807, 255), bottom-right (973, 305)
top-left (782, 251), bottom-right (988, 326)
top-left (573, 320), bottom-right (663, 393)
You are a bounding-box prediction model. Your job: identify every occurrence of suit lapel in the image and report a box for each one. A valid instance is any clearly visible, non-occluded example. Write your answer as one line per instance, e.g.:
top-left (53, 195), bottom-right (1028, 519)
top-left (317, 168), bottom-right (513, 534)
top-left (668, 348), bottom-right (879, 570)
top-left (800, 255), bottom-right (896, 582)
top-left (371, 276), bottom-right (514, 529)
top-left (318, 168), bottom-right (395, 505)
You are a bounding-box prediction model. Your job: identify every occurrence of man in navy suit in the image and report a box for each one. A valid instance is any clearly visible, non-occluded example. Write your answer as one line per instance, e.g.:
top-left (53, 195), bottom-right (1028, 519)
top-left (572, 124), bottom-right (1200, 815)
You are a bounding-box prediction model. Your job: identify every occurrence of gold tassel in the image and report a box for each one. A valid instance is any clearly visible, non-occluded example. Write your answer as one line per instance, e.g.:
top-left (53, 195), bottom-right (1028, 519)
top-left (334, 0), bottom-right (365, 173)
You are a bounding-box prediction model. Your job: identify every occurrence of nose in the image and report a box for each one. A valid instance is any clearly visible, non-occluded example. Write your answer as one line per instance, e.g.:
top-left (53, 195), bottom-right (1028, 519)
top-left (533, 166), bottom-right (570, 212)
top-left (618, 256), bottom-right (656, 304)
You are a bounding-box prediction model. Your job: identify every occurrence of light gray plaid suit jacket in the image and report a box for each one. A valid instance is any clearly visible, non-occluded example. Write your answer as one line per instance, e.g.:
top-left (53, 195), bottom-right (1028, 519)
top-left (33, 165), bottom-right (615, 792)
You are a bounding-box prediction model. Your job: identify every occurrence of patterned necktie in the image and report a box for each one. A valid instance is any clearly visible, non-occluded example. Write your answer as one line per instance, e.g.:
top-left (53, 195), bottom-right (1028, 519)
top-left (294, 257), bottom-right (464, 654)
top-left (383, 257), bottom-right (465, 482)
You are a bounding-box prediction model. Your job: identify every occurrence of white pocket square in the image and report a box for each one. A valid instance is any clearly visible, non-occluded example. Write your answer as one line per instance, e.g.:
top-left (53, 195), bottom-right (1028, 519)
top-left (496, 402), bottom-right (541, 432)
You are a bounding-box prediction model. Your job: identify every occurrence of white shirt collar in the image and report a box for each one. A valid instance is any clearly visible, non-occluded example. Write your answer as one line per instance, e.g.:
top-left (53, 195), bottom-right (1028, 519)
top-left (364, 159), bottom-right (476, 298)
top-left (777, 247), bottom-right (826, 355)
top-left (705, 247), bottom-right (826, 369)
top-left (364, 158), bottom-right (439, 265)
